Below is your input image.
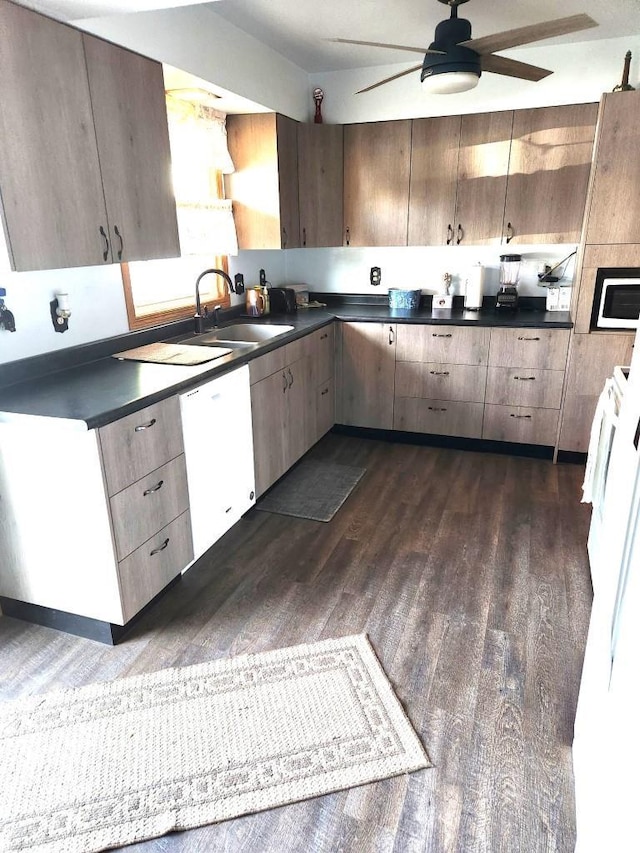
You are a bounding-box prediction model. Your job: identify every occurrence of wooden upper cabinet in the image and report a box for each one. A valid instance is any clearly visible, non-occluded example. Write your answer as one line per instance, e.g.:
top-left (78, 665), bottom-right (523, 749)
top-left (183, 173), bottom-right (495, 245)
top-left (504, 103), bottom-right (597, 245)
top-left (454, 110), bottom-right (513, 246)
top-left (585, 91), bottom-right (640, 244)
top-left (0, 1), bottom-right (109, 271)
top-left (298, 124), bottom-right (344, 248)
top-left (0, 1), bottom-right (179, 271)
top-left (225, 113), bottom-right (300, 249)
top-left (343, 121), bottom-right (411, 247)
top-left (408, 115), bottom-right (461, 246)
top-left (83, 35), bottom-right (179, 263)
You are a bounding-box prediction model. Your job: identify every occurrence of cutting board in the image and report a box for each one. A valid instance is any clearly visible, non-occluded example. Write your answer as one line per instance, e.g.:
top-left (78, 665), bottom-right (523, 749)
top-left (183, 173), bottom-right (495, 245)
top-left (112, 343), bottom-right (233, 366)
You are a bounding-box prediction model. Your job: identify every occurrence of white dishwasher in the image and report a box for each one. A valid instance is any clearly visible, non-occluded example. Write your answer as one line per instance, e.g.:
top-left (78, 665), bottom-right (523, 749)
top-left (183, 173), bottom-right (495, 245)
top-left (179, 365), bottom-right (255, 561)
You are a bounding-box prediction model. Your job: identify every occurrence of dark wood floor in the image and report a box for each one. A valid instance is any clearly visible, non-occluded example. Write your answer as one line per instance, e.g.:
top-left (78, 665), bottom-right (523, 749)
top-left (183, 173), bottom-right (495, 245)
top-left (0, 435), bottom-right (593, 852)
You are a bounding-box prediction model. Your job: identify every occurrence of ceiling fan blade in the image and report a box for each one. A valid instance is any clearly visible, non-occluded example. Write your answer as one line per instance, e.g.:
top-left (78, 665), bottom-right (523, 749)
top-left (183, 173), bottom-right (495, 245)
top-left (481, 54), bottom-right (552, 82)
top-left (461, 13), bottom-right (597, 56)
top-left (329, 38), bottom-right (444, 56)
top-left (356, 64), bottom-right (423, 94)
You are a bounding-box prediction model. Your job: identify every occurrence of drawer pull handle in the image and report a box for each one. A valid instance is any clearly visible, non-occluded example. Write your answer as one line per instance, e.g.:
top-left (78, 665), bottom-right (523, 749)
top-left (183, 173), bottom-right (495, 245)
top-left (150, 537), bottom-right (170, 556)
top-left (429, 370), bottom-right (450, 376)
top-left (282, 372), bottom-right (287, 393)
top-left (134, 418), bottom-right (156, 432)
top-left (143, 479), bottom-right (164, 496)
top-left (432, 333), bottom-right (452, 338)
top-left (514, 376), bottom-right (536, 381)
top-left (506, 222), bottom-right (514, 243)
top-left (510, 414), bottom-right (532, 420)
top-left (99, 225), bottom-right (110, 261)
top-left (456, 223), bottom-right (463, 245)
top-left (517, 336), bottom-right (540, 341)
top-left (321, 388), bottom-right (329, 396)
top-left (320, 333), bottom-right (328, 340)
top-left (428, 406), bottom-right (447, 412)
top-left (287, 368), bottom-right (294, 388)
top-left (302, 227), bottom-right (307, 247)
top-left (114, 225), bottom-right (124, 261)
top-left (388, 326), bottom-right (395, 345)
top-left (446, 223), bottom-right (453, 245)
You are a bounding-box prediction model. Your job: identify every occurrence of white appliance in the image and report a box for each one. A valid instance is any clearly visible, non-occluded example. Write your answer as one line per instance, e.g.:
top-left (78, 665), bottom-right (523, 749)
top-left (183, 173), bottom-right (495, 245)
top-left (591, 270), bottom-right (640, 330)
top-left (574, 336), bottom-right (640, 852)
top-left (179, 365), bottom-right (255, 561)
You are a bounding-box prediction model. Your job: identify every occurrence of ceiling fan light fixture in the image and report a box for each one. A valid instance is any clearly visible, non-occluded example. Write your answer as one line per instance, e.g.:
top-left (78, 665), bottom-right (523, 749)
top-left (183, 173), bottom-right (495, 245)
top-left (421, 69), bottom-right (479, 94)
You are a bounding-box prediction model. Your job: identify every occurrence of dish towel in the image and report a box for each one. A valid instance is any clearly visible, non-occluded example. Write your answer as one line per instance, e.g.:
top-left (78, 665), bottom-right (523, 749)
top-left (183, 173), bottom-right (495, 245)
top-left (582, 378), bottom-right (616, 504)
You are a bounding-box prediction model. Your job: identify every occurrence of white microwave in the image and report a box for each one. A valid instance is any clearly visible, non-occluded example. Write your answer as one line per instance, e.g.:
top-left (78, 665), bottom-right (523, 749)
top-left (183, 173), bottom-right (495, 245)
top-left (591, 268), bottom-right (640, 331)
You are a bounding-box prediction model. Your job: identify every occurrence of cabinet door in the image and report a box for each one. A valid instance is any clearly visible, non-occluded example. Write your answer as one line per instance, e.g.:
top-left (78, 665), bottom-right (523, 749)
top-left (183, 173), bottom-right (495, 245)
top-left (339, 322), bottom-right (396, 428)
top-left (408, 115), bottom-right (460, 246)
top-left (504, 103), bottom-right (597, 244)
top-left (454, 111), bottom-right (513, 245)
top-left (586, 91), bottom-right (640, 244)
top-left (0, 1), bottom-right (109, 271)
top-left (83, 35), bottom-right (180, 263)
top-left (343, 121), bottom-right (411, 246)
top-left (251, 367), bottom-right (289, 496)
top-left (488, 328), bottom-right (570, 371)
top-left (276, 114), bottom-right (300, 249)
top-left (298, 124), bottom-right (344, 247)
top-left (284, 357), bottom-right (310, 466)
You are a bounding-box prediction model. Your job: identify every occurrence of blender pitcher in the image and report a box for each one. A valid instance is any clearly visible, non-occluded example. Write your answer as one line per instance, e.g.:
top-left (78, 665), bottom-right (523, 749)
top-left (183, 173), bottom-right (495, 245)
top-left (496, 254), bottom-right (521, 310)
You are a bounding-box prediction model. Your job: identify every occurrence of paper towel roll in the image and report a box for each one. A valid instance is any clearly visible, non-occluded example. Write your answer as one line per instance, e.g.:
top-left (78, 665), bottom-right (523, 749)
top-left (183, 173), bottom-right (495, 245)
top-left (464, 264), bottom-right (485, 310)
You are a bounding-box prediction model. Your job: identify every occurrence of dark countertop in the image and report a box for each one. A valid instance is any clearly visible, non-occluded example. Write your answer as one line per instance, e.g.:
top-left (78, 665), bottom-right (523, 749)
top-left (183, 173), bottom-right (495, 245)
top-left (0, 300), bottom-right (572, 430)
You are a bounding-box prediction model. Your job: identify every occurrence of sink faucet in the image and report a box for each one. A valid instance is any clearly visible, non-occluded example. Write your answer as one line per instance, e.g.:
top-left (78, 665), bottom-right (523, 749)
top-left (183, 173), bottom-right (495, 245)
top-left (194, 268), bottom-right (234, 334)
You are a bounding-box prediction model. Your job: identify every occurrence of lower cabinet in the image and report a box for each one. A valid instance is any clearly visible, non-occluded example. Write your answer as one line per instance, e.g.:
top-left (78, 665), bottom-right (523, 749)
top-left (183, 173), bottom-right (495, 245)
top-left (0, 395), bottom-right (193, 626)
top-left (482, 404), bottom-right (560, 446)
top-left (394, 398), bottom-right (485, 438)
top-left (337, 322), bottom-right (396, 428)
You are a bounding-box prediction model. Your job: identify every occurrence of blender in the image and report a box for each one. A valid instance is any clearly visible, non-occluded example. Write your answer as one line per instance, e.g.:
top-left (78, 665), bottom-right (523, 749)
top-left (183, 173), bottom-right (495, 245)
top-left (496, 254), bottom-right (521, 310)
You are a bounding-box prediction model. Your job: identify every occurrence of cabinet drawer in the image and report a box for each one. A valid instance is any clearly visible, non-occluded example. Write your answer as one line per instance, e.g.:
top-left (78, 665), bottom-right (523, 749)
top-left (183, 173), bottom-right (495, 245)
top-left (483, 404), bottom-right (559, 446)
top-left (395, 361), bottom-right (486, 402)
top-left (485, 367), bottom-right (564, 409)
top-left (488, 328), bottom-right (570, 370)
top-left (317, 379), bottom-right (335, 440)
top-left (110, 454), bottom-right (190, 561)
top-left (394, 398), bottom-right (484, 438)
top-left (395, 325), bottom-right (490, 365)
top-left (99, 396), bottom-right (183, 495)
top-left (117, 510), bottom-right (192, 624)
top-left (248, 347), bottom-right (287, 384)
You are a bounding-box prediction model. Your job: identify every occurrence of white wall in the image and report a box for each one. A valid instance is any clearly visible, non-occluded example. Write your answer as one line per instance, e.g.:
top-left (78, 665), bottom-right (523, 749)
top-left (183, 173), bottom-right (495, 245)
top-left (311, 36), bottom-right (640, 124)
top-left (75, 4), bottom-right (310, 122)
top-left (281, 245), bottom-right (578, 298)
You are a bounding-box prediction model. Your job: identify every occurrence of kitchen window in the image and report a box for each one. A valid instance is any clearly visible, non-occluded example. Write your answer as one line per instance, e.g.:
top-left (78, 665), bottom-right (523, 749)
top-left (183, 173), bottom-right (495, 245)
top-left (123, 91), bottom-right (236, 330)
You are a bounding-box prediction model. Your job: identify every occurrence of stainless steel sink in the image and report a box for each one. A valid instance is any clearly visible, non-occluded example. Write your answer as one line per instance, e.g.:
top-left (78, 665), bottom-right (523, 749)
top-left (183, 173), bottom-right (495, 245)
top-left (187, 323), bottom-right (294, 346)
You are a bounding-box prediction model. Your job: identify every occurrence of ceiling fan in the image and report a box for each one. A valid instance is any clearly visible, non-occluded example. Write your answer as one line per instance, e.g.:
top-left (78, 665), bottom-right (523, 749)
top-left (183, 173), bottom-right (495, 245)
top-left (331, 0), bottom-right (597, 95)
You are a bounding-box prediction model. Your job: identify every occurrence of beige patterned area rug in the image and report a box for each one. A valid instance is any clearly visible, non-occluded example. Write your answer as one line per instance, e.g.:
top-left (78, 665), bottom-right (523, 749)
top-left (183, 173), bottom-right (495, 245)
top-left (0, 635), bottom-right (430, 853)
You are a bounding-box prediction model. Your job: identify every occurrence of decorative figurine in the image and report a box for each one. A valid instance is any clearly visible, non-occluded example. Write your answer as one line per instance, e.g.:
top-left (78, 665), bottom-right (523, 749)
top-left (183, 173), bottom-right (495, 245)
top-left (313, 87), bottom-right (324, 124)
top-left (613, 51), bottom-right (635, 92)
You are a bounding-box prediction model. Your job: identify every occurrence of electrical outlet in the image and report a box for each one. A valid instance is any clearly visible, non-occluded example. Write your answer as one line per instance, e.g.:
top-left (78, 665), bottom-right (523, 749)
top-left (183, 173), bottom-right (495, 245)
top-left (370, 266), bottom-right (381, 286)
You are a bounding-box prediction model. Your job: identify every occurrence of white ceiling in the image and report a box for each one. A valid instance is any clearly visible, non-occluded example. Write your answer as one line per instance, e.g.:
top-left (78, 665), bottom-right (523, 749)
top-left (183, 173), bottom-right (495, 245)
top-left (22, 0), bottom-right (640, 74)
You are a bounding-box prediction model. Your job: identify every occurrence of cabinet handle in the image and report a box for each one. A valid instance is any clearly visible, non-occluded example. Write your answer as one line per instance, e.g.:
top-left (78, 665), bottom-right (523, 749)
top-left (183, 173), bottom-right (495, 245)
top-left (320, 333), bottom-right (328, 340)
top-left (446, 223), bottom-right (453, 245)
top-left (428, 406), bottom-right (447, 412)
top-left (282, 372), bottom-right (287, 393)
top-left (429, 370), bottom-right (450, 376)
top-left (114, 225), bottom-right (124, 261)
top-left (517, 336), bottom-right (540, 341)
top-left (287, 368), bottom-right (294, 388)
top-left (143, 479), bottom-right (164, 496)
top-left (99, 225), bottom-right (110, 261)
top-left (456, 224), bottom-right (463, 245)
top-left (150, 537), bottom-right (170, 556)
top-left (510, 413), bottom-right (532, 420)
top-left (506, 222), bottom-right (514, 243)
top-left (432, 333), bottom-right (452, 338)
top-left (514, 376), bottom-right (536, 381)
top-left (134, 418), bottom-right (157, 432)
top-left (321, 388), bottom-right (329, 396)
top-left (302, 227), bottom-right (307, 247)
top-left (345, 226), bottom-right (350, 247)
top-left (388, 326), bottom-right (395, 345)
top-left (282, 227), bottom-right (288, 248)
